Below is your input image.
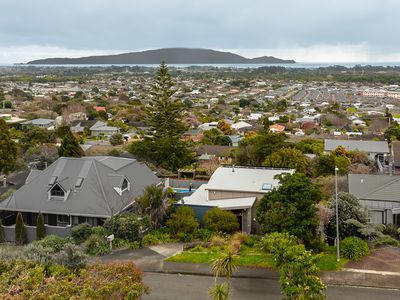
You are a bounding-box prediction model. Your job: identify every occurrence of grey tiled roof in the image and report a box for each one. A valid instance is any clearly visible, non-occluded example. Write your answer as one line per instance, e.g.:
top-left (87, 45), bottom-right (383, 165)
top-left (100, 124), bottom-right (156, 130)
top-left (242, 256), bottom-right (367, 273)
top-left (348, 174), bottom-right (400, 202)
top-left (324, 139), bottom-right (389, 154)
top-left (0, 156), bottom-right (160, 217)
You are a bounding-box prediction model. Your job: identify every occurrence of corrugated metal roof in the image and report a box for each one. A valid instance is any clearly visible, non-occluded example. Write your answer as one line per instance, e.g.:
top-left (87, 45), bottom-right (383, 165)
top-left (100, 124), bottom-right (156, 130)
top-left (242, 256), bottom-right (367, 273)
top-left (205, 166), bottom-right (294, 193)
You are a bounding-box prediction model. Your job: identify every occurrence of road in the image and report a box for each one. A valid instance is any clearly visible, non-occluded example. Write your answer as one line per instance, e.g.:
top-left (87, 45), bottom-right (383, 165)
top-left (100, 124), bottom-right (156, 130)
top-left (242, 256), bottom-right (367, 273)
top-left (143, 272), bottom-right (400, 300)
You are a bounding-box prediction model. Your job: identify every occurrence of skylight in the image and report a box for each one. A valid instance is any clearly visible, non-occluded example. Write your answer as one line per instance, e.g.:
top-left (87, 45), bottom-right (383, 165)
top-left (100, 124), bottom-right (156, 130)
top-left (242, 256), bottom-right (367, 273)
top-left (48, 176), bottom-right (57, 185)
top-left (262, 183), bottom-right (272, 191)
top-left (75, 177), bottom-right (84, 188)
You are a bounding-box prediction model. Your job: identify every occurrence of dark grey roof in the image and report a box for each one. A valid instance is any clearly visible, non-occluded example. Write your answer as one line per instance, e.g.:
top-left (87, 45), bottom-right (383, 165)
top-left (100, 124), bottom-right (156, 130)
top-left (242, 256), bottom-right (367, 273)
top-left (348, 174), bottom-right (400, 202)
top-left (324, 139), bottom-right (389, 153)
top-left (0, 156), bottom-right (160, 218)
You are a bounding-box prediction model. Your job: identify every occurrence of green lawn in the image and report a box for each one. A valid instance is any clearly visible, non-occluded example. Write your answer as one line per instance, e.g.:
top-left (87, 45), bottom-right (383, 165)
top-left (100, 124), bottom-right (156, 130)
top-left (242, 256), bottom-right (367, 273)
top-left (166, 245), bottom-right (346, 271)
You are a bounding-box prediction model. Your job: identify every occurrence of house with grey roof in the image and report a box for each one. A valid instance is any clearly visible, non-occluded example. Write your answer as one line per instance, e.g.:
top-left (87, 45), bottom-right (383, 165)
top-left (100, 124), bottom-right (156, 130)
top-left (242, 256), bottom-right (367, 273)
top-left (0, 156), bottom-right (159, 241)
top-left (181, 166), bottom-right (294, 233)
top-left (324, 139), bottom-right (390, 173)
top-left (21, 118), bottom-right (55, 130)
top-left (90, 121), bottom-right (120, 137)
top-left (348, 174), bottom-right (400, 225)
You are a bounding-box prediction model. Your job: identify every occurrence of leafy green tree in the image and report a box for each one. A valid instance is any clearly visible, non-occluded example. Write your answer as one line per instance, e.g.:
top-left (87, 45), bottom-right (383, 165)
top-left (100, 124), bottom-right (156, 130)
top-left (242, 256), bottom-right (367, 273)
top-left (325, 192), bottom-right (369, 242)
top-left (217, 120), bottom-right (232, 135)
top-left (296, 138), bottom-right (323, 155)
top-left (0, 119), bottom-right (18, 175)
top-left (36, 212), bottom-right (46, 240)
top-left (234, 132), bottom-right (288, 166)
top-left (58, 128), bottom-right (84, 157)
top-left (166, 205), bottom-right (199, 236)
top-left (263, 232), bottom-right (326, 299)
top-left (263, 147), bottom-right (308, 173)
top-left (314, 154), bottom-right (336, 177)
top-left (203, 208), bottom-right (239, 234)
top-left (136, 184), bottom-right (171, 230)
top-left (15, 212), bottom-right (27, 245)
top-left (129, 63), bottom-right (194, 171)
top-left (19, 126), bottom-right (55, 151)
top-left (256, 173), bottom-right (322, 249)
top-left (109, 133), bottom-right (123, 146)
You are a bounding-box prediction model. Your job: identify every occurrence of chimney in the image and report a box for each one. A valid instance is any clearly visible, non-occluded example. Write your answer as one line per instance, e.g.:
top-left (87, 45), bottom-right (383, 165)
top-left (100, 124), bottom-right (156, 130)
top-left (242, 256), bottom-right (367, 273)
top-left (232, 164), bottom-right (235, 172)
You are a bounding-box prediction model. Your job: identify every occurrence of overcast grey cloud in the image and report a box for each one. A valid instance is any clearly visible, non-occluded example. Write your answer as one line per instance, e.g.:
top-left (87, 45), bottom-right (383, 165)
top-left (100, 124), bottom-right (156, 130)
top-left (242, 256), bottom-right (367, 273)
top-left (1, 0), bottom-right (399, 63)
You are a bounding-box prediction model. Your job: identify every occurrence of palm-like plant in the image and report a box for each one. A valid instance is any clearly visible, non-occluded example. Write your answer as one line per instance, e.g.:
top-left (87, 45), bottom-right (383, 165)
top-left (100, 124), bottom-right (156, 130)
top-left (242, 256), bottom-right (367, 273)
top-left (209, 249), bottom-right (237, 300)
top-left (209, 283), bottom-right (229, 300)
top-left (136, 184), bottom-right (170, 229)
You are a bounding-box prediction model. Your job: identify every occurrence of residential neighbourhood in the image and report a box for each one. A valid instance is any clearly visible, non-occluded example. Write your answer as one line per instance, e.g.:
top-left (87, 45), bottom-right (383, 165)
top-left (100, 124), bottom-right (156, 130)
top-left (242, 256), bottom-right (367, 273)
top-left (2, 64), bottom-right (400, 299)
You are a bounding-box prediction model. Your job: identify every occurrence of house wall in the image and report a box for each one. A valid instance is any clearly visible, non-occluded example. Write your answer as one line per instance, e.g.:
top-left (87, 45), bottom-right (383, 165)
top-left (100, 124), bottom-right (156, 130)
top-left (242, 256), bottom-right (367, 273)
top-left (91, 129), bottom-right (119, 137)
top-left (359, 199), bottom-right (400, 224)
top-left (208, 190), bottom-right (264, 201)
top-left (2, 224), bottom-right (71, 243)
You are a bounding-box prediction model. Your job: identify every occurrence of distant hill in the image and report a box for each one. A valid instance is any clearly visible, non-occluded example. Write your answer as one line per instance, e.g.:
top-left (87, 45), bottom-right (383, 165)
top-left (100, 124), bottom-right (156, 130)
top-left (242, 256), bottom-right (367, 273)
top-left (27, 48), bottom-right (296, 65)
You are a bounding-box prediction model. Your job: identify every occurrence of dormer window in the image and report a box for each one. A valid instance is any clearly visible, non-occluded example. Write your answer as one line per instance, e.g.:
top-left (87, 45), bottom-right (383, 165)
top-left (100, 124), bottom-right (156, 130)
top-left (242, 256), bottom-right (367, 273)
top-left (121, 178), bottom-right (129, 192)
top-left (113, 177), bottom-right (130, 195)
top-left (50, 183), bottom-right (65, 197)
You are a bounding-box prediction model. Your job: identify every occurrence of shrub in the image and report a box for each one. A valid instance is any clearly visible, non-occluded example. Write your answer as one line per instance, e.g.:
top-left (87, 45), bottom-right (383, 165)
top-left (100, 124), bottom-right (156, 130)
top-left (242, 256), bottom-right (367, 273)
top-left (54, 243), bottom-right (88, 270)
top-left (104, 213), bottom-right (143, 242)
top-left (71, 223), bottom-right (93, 244)
top-left (142, 229), bottom-right (173, 246)
top-left (203, 208), bottom-right (239, 234)
top-left (91, 226), bottom-right (108, 236)
top-left (231, 232), bottom-right (251, 245)
top-left (21, 243), bottom-right (55, 265)
top-left (210, 235), bottom-right (227, 248)
top-left (194, 228), bottom-right (213, 242)
top-left (84, 234), bottom-right (110, 256)
top-left (34, 235), bottom-right (68, 252)
top-left (0, 219), bottom-right (2, 243)
top-left (15, 212), bottom-right (27, 245)
top-left (109, 133), bottom-right (123, 146)
top-left (36, 212), bottom-right (46, 240)
top-left (383, 224), bottom-right (399, 240)
top-left (166, 206), bottom-right (199, 236)
top-left (374, 235), bottom-right (400, 248)
top-left (340, 237), bottom-right (370, 261)
top-left (0, 261), bottom-right (148, 299)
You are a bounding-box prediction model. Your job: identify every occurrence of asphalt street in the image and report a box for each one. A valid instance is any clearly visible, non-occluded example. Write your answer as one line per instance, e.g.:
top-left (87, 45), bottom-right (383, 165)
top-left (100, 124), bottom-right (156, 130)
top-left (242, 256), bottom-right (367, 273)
top-left (143, 272), bottom-right (400, 300)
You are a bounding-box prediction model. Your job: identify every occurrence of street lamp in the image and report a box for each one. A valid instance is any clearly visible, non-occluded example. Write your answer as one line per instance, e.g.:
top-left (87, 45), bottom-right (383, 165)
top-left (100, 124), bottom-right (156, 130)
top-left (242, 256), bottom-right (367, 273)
top-left (335, 166), bottom-right (340, 262)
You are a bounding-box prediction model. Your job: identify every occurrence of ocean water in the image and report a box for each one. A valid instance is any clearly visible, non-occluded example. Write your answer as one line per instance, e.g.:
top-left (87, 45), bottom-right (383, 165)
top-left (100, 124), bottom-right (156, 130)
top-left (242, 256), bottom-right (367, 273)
top-left (1, 62), bottom-right (400, 69)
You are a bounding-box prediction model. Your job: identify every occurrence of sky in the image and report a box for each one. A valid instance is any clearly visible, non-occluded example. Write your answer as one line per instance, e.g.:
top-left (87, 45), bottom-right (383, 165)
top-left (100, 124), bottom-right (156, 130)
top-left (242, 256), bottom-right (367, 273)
top-left (1, 0), bottom-right (399, 64)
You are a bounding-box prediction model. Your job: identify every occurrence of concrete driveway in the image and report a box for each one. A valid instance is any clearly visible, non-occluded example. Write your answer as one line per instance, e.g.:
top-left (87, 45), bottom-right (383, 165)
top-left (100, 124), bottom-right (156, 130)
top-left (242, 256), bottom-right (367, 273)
top-left (94, 243), bottom-right (183, 272)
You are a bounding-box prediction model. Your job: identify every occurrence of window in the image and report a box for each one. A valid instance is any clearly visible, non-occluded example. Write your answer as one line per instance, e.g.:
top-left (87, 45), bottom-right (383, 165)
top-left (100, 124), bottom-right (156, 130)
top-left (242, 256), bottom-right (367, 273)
top-left (57, 215), bottom-right (69, 225)
top-left (261, 183), bottom-right (272, 191)
top-left (121, 178), bottom-right (129, 191)
top-left (78, 216), bottom-right (88, 224)
top-left (51, 184), bottom-right (65, 197)
top-left (75, 177), bottom-right (84, 188)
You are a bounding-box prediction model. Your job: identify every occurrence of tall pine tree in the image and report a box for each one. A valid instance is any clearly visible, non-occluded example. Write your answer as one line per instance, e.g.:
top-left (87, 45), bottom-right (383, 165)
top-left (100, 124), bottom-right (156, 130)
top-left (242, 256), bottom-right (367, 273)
top-left (58, 128), bottom-right (84, 157)
top-left (130, 62), bottom-right (194, 171)
top-left (0, 119), bottom-right (18, 175)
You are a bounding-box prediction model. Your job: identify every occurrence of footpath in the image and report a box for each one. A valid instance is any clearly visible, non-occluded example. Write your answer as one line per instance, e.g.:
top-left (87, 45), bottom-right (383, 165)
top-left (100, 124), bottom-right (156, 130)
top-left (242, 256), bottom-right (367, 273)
top-left (97, 244), bottom-right (400, 290)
